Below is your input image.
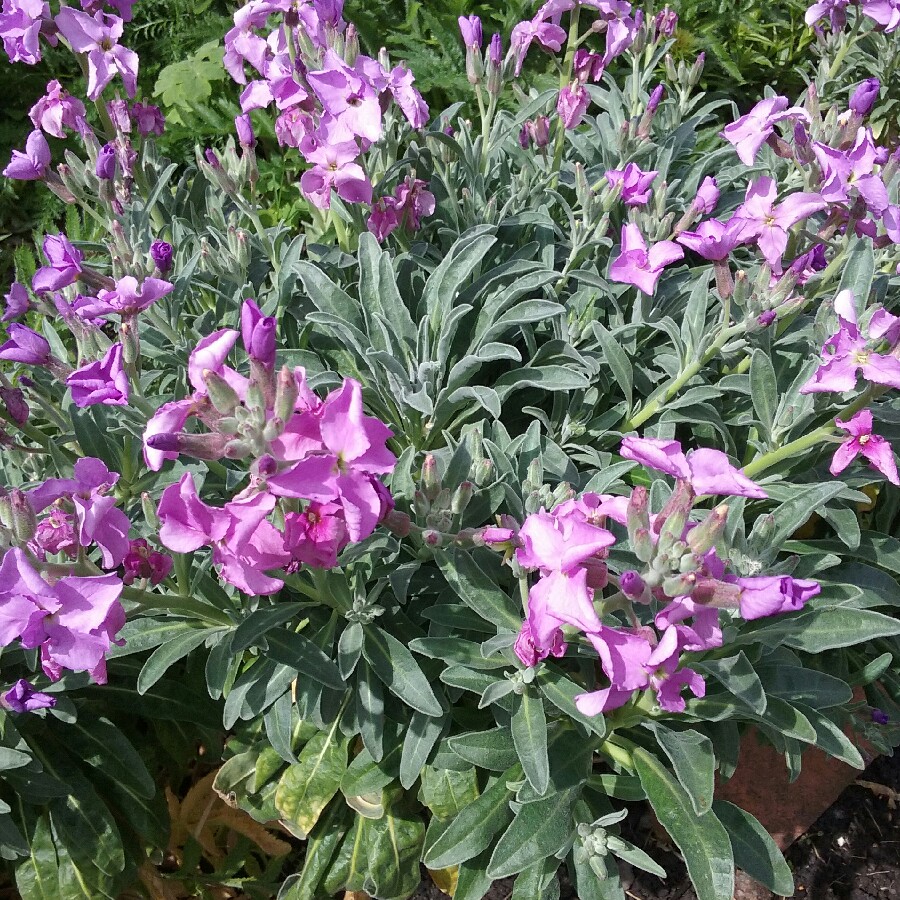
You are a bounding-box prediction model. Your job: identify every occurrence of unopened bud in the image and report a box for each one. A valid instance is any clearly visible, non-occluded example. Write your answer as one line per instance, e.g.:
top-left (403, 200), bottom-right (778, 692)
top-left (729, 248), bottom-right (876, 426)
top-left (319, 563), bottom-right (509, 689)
top-left (421, 454), bottom-right (441, 501)
top-left (119, 319), bottom-right (140, 365)
top-left (9, 489), bottom-right (36, 543)
top-left (656, 481), bottom-right (695, 552)
top-left (204, 369), bottom-right (240, 415)
top-left (687, 504), bottom-right (729, 555)
top-left (632, 526), bottom-right (654, 563)
top-left (689, 52), bottom-right (705, 87)
top-left (619, 570), bottom-right (648, 602)
top-left (141, 491), bottom-right (160, 530)
top-left (223, 438), bottom-right (253, 459)
top-left (0, 387), bottom-right (28, 425)
top-left (422, 529), bottom-right (442, 547)
top-left (147, 431), bottom-right (228, 460)
top-left (474, 458), bottom-right (493, 487)
top-left (262, 416), bottom-right (286, 442)
top-left (662, 571), bottom-right (696, 598)
top-left (732, 270), bottom-right (749, 307)
top-left (383, 509), bottom-right (411, 537)
top-left (451, 481), bottom-right (474, 515)
top-left (273, 365), bottom-right (299, 424)
top-left (664, 53), bottom-right (678, 82)
top-left (626, 486), bottom-right (650, 540)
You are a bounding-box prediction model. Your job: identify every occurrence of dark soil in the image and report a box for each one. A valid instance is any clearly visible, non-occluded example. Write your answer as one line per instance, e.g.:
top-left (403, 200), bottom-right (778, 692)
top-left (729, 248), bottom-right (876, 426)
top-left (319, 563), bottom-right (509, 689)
top-left (411, 752), bottom-right (900, 900)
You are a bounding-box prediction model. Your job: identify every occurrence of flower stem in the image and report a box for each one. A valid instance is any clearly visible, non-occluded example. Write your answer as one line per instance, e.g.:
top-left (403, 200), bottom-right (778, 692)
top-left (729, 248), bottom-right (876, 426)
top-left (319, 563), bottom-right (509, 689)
top-left (549, 4), bottom-right (582, 187)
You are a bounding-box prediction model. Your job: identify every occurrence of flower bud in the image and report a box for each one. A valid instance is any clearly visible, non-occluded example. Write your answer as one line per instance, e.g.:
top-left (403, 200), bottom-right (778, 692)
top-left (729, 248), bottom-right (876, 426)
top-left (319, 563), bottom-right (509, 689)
top-left (204, 369), bottom-right (240, 415)
top-left (451, 481), bottom-right (474, 515)
top-left (620, 569), bottom-right (648, 602)
top-left (486, 33), bottom-right (504, 95)
top-left (626, 486), bottom-right (650, 539)
top-left (422, 528), bottom-right (442, 547)
top-left (150, 239), bottom-right (173, 274)
top-left (1, 387), bottom-right (28, 425)
top-left (421, 454), bottom-right (441, 501)
top-left (662, 571), bottom-right (696, 598)
top-left (235, 113), bottom-right (256, 149)
top-left (664, 53), bottom-right (678, 82)
top-left (849, 78), bottom-right (880, 117)
top-left (223, 438), bottom-right (253, 459)
top-left (147, 431), bottom-right (228, 460)
top-left (413, 490), bottom-right (430, 517)
top-left (274, 365), bottom-right (299, 424)
top-left (686, 504), bottom-right (728, 555)
top-left (632, 526), bottom-right (654, 563)
top-left (95, 143), bottom-right (116, 181)
top-left (141, 491), bottom-right (160, 530)
top-left (262, 416), bottom-right (285, 442)
top-left (689, 52), bottom-right (705, 88)
top-left (474, 458), bottom-right (493, 487)
top-left (120, 319), bottom-right (140, 365)
top-left (8, 489), bottom-right (36, 543)
top-left (383, 509), bottom-right (411, 537)
top-left (655, 481), bottom-right (695, 553)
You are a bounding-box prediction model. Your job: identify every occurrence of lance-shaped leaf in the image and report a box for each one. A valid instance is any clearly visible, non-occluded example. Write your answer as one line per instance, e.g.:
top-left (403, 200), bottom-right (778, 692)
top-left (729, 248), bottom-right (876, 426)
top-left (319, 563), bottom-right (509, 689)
top-left (511, 690), bottom-right (549, 796)
top-left (362, 626), bottom-right (443, 717)
top-left (645, 723), bottom-right (715, 816)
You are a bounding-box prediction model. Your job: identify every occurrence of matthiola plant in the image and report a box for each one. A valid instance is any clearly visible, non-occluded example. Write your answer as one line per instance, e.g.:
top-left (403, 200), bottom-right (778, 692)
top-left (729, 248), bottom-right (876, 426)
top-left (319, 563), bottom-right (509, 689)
top-left (1, 0), bottom-right (900, 899)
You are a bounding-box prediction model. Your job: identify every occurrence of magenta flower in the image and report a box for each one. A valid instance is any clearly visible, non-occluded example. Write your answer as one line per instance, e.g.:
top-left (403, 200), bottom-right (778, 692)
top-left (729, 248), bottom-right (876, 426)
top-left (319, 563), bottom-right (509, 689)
top-left (31, 507), bottom-right (78, 557)
top-left (55, 8), bottom-right (138, 100)
top-left (676, 219), bottom-right (743, 261)
top-left (300, 141), bottom-right (373, 210)
top-left (368, 177), bottom-right (435, 242)
top-left (729, 176), bottom-right (828, 269)
top-left (830, 409), bottom-right (899, 485)
top-left (66, 342), bottom-right (130, 408)
top-left (606, 162), bottom-right (658, 207)
top-left (150, 239), bottom-right (173, 274)
top-left (3, 129), bottom-right (50, 180)
top-left (158, 473), bottom-right (229, 553)
top-left (122, 538), bottom-right (173, 585)
top-left (142, 398), bottom-right (195, 471)
top-left (284, 502), bottom-right (349, 569)
top-left (29, 80), bottom-right (87, 137)
top-left (0, 323), bottom-right (51, 365)
top-left (308, 52), bottom-right (382, 143)
top-left (801, 290), bottom-right (900, 393)
top-left (2, 679), bottom-right (55, 712)
top-left (573, 48), bottom-right (604, 83)
top-left (720, 96), bottom-right (808, 165)
top-left (609, 223), bottom-right (684, 296)
top-left (620, 436), bottom-right (767, 498)
top-left (693, 176), bottom-right (720, 214)
top-left (241, 298), bottom-right (276, 368)
top-left (731, 575), bottom-right (820, 620)
top-left (557, 84), bottom-right (590, 129)
top-left (95, 143), bottom-right (116, 180)
top-left (32, 234), bottom-right (83, 293)
top-left (514, 619), bottom-right (566, 668)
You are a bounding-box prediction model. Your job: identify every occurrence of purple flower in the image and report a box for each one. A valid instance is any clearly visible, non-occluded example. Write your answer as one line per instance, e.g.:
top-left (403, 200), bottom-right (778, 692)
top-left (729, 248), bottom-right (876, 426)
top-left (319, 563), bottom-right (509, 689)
top-left (732, 575), bottom-right (820, 620)
top-left (158, 472), bottom-right (228, 553)
top-left (307, 51), bottom-right (382, 143)
top-left (0, 323), bottom-right (50, 365)
top-left (488, 32), bottom-right (502, 66)
top-left (620, 436), bottom-right (767, 498)
top-left (510, 18), bottom-right (566, 76)
top-left (384, 65), bottom-right (429, 129)
top-left (872, 708), bottom-right (890, 725)
top-left (801, 290), bottom-right (900, 393)
top-left (31, 506), bottom-right (77, 557)
top-left (235, 113), bottom-right (255, 148)
top-left (693, 176), bottom-right (720, 214)
top-left (29, 80), bottom-right (87, 137)
top-left (95, 142), bottom-right (116, 180)
top-left (806, 0), bottom-right (850, 29)
top-left (609, 223), bottom-right (684, 296)
top-left (729, 176), bottom-right (828, 269)
top-left (241, 298), bottom-right (276, 368)
top-left (55, 8), bottom-right (138, 100)
top-left (653, 5), bottom-right (678, 39)
top-left (32, 233), bottom-right (83, 293)
top-left (2, 282), bottom-right (31, 322)
top-left (0, 0), bottom-right (52, 64)
top-left (121, 538), bottom-right (173, 585)
top-left (677, 219), bottom-right (743, 261)
top-left (458, 14), bottom-right (482, 48)
top-left (1, 386), bottom-right (28, 424)
top-left (720, 96), bottom-right (808, 165)
top-left (66, 342), bottom-right (130, 408)
top-left (557, 84), bottom-right (589, 129)
top-left (3, 129), bottom-right (50, 180)
top-left (284, 501), bottom-right (349, 569)
top-left (300, 141), bottom-right (373, 210)
top-left (850, 78), bottom-right (880, 116)
top-left (2, 679), bottom-right (55, 712)
top-left (861, 0), bottom-right (900, 31)
top-left (573, 48), bottom-right (604, 83)
top-left (74, 275), bottom-right (174, 319)
top-left (813, 128), bottom-right (889, 215)
top-left (830, 409), bottom-right (899, 485)
top-left (130, 101), bottom-right (164, 136)
top-left (605, 162), bottom-right (658, 207)
top-left (150, 239), bottom-right (173, 274)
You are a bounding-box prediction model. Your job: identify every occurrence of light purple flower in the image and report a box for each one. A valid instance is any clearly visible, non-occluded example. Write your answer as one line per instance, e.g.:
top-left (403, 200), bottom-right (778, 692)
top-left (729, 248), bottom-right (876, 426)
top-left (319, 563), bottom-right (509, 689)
top-left (66, 342), bottom-right (129, 408)
top-left (235, 113), bottom-right (255, 148)
top-left (32, 233), bottom-right (83, 293)
top-left (2, 679), bottom-right (55, 712)
top-left (385, 65), bottom-right (428, 129)
top-left (609, 223), bottom-right (684, 296)
top-left (850, 78), bottom-right (881, 116)
top-left (676, 219), bottom-right (743, 261)
top-left (720, 96), bottom-right (809, 165)
top-left (458, 14), bottom-right (482, 48)
top-left (830, 409), bottom-right (899, 485)
top-left (732, 575), bottom-right (820, 620)
top-left (158, 473), bottom-right (229, 554)
top-left (2, 282), bottom-right (31, 322)
top-left (0, 323), bottom-right (50, 365)
top-left (308, 51), bottom-right (382, 143)
top-left (805, 0), bottom-right (850, 29)
top-left (861, 0), bottom-right (900, 31)
top-left (813, 127), bottom-right (889, 215)
top-left (29, 80), bottom-right (88, 137)
top-left (605, 162), bottom-right (658, 207)
top-left (557, 84), bottom-right (589, 129)
top-left (0, 0), bottom-right (53, 64)
top-left (801, 290), bottom-right (900, 393)
top-left (620, 436), bottom-right (767, 498)
top-left (131, 101), bottom-right (164, 136)
top-left (73, 275), bottom-right (174, 319)
top-left (241, 297), bottom-right (276, 368)
top-left (3, 129), bottom-right (50, 180)
top-left (573, 48), bottom-right (604, 83)
top-left (729, 176), bottom-right (828, 269)
top-left (509, 18), bottom-right (566, 76)
top-left (693, 176), bottom-right (720, 214)
top-left (300, 141), bottom-right (373, 210)
top-left (95, 142), bottom-right (116, 180)
top-left (55, 7), bottom-right (138, 100)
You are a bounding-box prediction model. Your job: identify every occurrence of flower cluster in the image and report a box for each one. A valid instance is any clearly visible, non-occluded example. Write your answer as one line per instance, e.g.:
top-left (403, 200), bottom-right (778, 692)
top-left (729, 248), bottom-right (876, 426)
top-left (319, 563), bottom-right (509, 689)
top-left (148, 299), bottom-right (397, 594)
top-left (0, 458), bottom-right (161, 686)
top-left (508, 437), bottom-right (820, 715)
top-left (223, 0), bottom-right (428, 210)
top-left (806, 0), bottom-right (899, 32)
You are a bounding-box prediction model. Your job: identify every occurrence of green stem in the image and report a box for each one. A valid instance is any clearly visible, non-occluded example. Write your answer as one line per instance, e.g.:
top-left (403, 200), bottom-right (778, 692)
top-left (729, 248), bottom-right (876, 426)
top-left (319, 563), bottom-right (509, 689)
top-left (549, 4), bottom-right (581, 187)
top-left (121, 586), bottom-right (233, 626)
top-left (621, 321), bottom-right (745, 431)
top-left (826, 12), bottom-right (863, 80)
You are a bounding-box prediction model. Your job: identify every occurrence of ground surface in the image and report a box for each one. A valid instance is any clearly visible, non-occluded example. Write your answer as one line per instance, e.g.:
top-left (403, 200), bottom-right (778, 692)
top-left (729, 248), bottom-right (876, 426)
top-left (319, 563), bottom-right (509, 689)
top-left (410, 752), bottom-right (900, 900)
